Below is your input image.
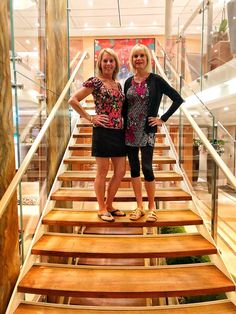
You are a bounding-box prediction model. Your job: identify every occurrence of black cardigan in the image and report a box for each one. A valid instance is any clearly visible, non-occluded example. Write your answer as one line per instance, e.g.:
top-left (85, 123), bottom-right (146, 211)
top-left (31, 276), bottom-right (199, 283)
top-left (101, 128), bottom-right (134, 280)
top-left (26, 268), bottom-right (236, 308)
top-left (123, 73), bottom-right (184, 133)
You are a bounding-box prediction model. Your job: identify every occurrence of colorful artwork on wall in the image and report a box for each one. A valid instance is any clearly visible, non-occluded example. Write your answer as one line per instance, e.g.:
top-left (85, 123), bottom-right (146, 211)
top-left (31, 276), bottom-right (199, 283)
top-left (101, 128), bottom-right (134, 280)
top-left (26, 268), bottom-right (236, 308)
top-left (94, 38), bottom-right (155, 87)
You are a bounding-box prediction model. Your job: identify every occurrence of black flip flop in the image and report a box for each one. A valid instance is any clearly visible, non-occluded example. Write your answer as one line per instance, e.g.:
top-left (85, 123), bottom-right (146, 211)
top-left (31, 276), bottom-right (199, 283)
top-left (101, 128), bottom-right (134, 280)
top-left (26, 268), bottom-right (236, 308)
top-left (109, 209), bottom-right (126, 217)
top-left (97, 212), bottom-right (115, 222)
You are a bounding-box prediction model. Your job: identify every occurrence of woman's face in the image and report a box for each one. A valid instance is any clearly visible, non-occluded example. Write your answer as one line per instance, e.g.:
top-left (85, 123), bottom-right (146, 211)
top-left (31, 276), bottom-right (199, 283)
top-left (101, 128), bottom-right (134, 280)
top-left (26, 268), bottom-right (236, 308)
top-left (100, 52), bottom-right (116, 77)
top-left (132, 49), bottom-right (147, 70)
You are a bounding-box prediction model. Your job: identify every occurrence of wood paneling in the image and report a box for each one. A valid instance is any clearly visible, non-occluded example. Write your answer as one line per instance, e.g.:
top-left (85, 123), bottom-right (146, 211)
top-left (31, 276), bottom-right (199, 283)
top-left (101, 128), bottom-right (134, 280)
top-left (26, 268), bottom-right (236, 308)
top-left (0, 1), bottom-right (20, 313)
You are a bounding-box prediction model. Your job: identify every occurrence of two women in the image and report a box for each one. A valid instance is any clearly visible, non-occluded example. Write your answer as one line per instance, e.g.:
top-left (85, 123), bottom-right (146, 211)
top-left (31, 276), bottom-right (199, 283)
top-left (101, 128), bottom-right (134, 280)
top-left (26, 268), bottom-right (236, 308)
top-left (69, 44), bottom-right (184, 223)
top-left (68, 48), bottom-right (126, 222)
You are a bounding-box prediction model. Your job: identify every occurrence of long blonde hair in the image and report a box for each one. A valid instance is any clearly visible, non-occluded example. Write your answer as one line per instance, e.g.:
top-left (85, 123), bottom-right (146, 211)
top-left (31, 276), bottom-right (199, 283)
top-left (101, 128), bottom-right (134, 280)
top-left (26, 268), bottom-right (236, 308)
top-left (129, 44), bottom-right (152, 73)
top-left (96, 48), bottom-right (120, 80)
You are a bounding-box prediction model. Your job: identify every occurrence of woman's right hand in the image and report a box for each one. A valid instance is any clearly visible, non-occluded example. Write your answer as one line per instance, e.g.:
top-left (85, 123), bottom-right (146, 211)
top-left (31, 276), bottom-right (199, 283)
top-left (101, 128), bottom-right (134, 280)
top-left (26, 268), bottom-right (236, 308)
top-left (92, 114), bottom-right (109, 127)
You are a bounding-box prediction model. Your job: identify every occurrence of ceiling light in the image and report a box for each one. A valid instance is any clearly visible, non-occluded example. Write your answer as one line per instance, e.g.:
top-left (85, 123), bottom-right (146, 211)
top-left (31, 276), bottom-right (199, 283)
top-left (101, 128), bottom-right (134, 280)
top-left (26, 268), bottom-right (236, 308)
top-left (84, 23), bottom-right (88, 28)
top-left (88, 0), bottom-right (93, 6)
top-left (129, 22), bottom-right (134, 27)
top-left (224, 107), bottom-right (229, 111)
top-left (25, 39), bottom-right (30, 44)
top-left (144, 0), bottom-right (149, 5)
top-left (13, 0), bottom-right (36, 10)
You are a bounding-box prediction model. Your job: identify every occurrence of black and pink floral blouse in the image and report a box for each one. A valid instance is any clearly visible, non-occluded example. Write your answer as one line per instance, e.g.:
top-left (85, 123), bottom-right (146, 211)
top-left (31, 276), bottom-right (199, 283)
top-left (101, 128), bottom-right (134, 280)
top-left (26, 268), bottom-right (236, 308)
top-left (83, 77), bottom-right (125, 129)
top-left (125, 78), bottom-right (155, 147)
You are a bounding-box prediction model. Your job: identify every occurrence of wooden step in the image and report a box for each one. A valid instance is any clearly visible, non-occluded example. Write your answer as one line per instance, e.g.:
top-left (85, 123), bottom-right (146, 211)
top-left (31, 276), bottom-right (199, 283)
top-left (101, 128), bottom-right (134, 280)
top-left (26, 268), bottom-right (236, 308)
top-left (58, 171), bottom-right (183, 182)
top-left (32, 233), bottom-right (216, 258)
top-left (50, 188), bottom-right (192, 202)
top-left (77, 122), bottom-right (92, 128)
top-left (14, 300), bottom-right (236, 314)
top-left (18, 263), bottom-right (235, 297)
top-left (69, 144), bottom-right (170, 151)
top-left (73, 133), bottom-right (166, 139)
top-left (42, 209), bottom-right (203, 227)
top-left (64, 156), bottom-right (176, 165)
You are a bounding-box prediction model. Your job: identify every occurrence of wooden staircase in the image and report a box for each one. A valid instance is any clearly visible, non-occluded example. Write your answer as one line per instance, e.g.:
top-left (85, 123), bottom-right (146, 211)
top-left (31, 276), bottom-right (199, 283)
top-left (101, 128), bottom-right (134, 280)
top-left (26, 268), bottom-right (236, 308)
top-left (9, 119), bottom-right (236, 313)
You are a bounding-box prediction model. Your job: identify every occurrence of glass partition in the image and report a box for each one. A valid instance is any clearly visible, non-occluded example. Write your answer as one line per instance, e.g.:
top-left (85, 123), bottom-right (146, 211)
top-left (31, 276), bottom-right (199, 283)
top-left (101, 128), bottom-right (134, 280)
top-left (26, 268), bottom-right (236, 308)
top-left (9, 0), bottom-right (74, 263)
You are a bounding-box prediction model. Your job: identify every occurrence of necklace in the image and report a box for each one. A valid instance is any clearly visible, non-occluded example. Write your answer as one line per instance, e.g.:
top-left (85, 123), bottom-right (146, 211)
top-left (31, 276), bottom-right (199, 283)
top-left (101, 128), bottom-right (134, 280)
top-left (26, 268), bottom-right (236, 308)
top-left (100, 77), bottom-right (118, 91)
top-left (134, 73), bottom-right (149, 84)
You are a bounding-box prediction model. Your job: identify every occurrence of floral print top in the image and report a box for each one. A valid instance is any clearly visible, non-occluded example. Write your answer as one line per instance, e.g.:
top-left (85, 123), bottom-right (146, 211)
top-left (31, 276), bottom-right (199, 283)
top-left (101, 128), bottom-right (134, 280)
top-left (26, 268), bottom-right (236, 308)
top-left (83, 77), bottom-right (125, 129)
top-left (125, 78), bottom-right (155, 147)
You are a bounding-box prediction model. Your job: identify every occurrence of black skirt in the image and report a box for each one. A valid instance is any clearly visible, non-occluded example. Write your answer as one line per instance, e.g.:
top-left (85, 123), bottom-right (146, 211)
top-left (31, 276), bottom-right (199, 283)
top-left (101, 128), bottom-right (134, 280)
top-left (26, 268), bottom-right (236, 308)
top-left (92, 127), bottom-right (127, 157)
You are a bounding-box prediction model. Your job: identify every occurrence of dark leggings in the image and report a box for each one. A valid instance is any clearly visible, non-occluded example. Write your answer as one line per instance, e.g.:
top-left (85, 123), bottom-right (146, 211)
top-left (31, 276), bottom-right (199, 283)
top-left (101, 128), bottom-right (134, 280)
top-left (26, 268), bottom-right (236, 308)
top-left (126, 145), bottom-right (154, 182)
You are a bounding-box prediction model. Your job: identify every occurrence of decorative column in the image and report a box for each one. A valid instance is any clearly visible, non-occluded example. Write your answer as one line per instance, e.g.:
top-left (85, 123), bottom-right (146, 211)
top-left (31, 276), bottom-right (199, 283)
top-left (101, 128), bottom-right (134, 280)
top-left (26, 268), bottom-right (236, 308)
top-left (0, 1), bottom-right (20, 313)
top-left (45, 0), bottom-right (70, 193)
top-left (165, 0), bottom-right (174, 55)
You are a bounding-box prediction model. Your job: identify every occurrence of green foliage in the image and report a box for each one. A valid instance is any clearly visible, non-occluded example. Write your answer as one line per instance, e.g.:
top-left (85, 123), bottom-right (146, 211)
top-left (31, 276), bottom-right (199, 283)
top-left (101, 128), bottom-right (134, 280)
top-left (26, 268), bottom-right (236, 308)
top-left (193, 138), bottom-right (202, 148)
top-left (160, 226), bottom-right (186, 234)
top-left (180, 293), bottom-right (226, 304)
top-left (166, 255), bottom-right (210, 265)
top-left (160, 225), bottom-right (224, 304)
top-left (219, 18), bottom-right (228, 33)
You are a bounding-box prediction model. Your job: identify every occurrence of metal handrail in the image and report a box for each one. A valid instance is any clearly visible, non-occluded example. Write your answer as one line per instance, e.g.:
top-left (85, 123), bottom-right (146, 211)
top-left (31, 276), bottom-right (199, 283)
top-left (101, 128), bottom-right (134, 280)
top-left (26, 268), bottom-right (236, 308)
top-left (0, 51), bottom-right (88, 220)
top-left (152, 50), bottom-right (236, 190)
top-left (218, 121), bottom-right (236, 143)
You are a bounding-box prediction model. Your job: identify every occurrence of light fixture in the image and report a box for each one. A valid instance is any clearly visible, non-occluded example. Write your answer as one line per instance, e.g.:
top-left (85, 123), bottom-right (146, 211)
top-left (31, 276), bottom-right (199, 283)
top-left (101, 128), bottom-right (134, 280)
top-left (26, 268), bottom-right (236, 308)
top-left (13, 0), bottom-right (36, 10)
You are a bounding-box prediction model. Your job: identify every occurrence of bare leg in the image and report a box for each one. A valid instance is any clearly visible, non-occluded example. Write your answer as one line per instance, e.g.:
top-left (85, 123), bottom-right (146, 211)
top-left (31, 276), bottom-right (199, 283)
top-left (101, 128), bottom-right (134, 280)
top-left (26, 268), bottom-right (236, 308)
top-left (131, 177), bottom-right (143, 210)
top-left (95, 157), bottom-right (109, 213)
top-left (144, 180), bottom-right (156, 210)
top-left (106, 156), bottom-right (126, 211)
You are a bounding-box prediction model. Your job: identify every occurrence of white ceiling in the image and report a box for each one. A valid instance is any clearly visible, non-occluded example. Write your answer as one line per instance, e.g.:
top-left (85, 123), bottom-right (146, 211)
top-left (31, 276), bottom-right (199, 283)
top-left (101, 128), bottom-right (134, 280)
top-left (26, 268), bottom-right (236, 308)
top-left (13, 0), bottom-right (225, 51)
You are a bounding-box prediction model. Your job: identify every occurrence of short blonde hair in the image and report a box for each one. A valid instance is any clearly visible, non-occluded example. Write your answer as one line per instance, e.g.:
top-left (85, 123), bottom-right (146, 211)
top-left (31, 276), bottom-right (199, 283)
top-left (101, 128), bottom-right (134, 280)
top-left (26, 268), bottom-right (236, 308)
top-left (96, 48), bottom-right (120, 80)
top-left (129, 44), bottom-right (152, 73)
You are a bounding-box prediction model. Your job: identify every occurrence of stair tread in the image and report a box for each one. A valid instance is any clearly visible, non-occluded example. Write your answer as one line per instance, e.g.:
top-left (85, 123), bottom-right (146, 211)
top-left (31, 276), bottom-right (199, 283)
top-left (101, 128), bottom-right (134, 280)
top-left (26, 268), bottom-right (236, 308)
top-left (42, 209), bottom-right (203, 227)
top-left (18, 264), bottom-right (235, 297)
top-left (73, 132), bottom-right (166, 138)
top-left (69, 144), bottom-right (170, 150)
top-left (64, 156), bottom-right (176, 164)
top-left (50, 188), bottom-right (192, 202)
top-left (32, 233), bottom-right (216, 258)
top-left (14, 300), bottom-right (236, 314)
top-left (58, 170), bottom-right (183, 182)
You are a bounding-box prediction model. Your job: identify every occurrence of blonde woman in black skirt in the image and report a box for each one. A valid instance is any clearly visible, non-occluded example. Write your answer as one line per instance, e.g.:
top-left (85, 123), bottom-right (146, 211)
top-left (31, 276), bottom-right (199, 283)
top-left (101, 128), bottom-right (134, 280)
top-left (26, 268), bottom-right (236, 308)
top-left (69, 48), bottom-right (126, 222)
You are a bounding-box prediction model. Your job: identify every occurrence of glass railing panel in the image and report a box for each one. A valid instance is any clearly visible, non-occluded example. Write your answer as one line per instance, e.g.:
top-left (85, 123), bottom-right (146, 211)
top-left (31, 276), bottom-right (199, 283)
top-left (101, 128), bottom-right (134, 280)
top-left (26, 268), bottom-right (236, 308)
top-left (217, 121), bottom-right (236, 177)
top-left (165, 113), bottom-right (236, 279)
top-left (15, 85), bottom-right (71, 263)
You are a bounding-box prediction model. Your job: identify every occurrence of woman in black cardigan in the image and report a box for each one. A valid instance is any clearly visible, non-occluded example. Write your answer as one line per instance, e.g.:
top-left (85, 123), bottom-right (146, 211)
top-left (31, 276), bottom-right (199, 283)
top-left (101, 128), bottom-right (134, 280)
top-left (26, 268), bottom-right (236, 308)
top-left (123, 43), bottom-right (184, 222)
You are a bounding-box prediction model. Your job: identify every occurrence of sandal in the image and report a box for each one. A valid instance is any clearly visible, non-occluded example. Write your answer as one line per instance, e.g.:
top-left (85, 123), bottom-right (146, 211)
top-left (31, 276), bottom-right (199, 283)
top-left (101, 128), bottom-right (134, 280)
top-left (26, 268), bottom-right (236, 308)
top-left (97, 212), bottom-right (115, 222)
top-left (109, 209), bottom-right (126, 217)
top-left (146, 209), bottom-right (158, 222)
top-left (129, 208), bottom-right (145, 221)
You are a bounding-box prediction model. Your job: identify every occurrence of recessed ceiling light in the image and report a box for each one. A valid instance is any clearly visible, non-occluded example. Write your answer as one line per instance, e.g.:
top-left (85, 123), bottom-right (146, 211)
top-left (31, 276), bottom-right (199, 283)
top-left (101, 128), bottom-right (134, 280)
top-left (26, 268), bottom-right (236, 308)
top-left (84, 23), bottom-right (88, 28)
top-left (153, 21), bottom-right (157, 26)
top-left (129, 22), bottom-right (134, 27)
top-left (25, 39), bottom-right (30, 44)
top-left (35, 22), bottom-right (40, 27)
top-left (224, 107), bottom-right (229, 111)
top-left (88, 0), bottom-right (93, 6)
top-left (144, 0), bottom-right (149, 5)
top-left (106, 22), bottom-right (111, 27)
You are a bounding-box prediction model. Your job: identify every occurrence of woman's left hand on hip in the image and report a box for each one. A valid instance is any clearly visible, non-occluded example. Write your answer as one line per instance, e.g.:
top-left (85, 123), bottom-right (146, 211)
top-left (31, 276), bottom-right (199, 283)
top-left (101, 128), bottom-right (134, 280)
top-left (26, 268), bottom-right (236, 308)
top-left (148, 117), bottom-right (163, 126)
